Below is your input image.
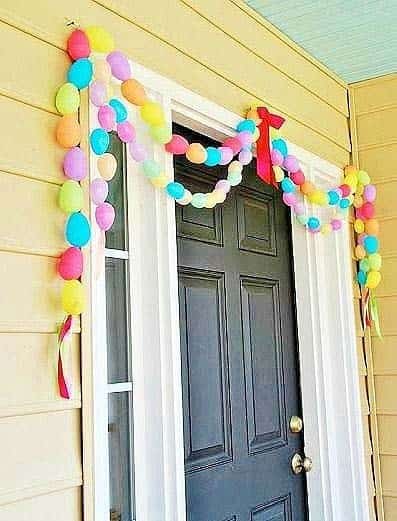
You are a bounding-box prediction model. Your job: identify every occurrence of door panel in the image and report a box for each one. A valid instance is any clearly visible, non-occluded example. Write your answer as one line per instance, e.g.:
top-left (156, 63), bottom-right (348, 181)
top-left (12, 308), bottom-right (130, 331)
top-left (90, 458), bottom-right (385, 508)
top-left (175, 125), bottom-right (308, 521)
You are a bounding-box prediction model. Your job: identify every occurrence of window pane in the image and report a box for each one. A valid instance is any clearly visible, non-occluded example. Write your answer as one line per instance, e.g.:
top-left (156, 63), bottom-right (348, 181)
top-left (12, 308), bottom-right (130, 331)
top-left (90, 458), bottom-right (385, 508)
top-left (105, 257), bottom-right (130, 383)
top-left (106, 132), bottom-right (127, 251)
top-left (108, 392), bottom-right (134, 521)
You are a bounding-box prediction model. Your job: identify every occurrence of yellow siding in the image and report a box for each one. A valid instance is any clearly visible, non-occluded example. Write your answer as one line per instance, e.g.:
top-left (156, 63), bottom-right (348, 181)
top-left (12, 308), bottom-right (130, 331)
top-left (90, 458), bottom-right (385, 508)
top-left (0, 0), bottom-right (350, 518)
top-left (350, 74), bottom-right (397, 521)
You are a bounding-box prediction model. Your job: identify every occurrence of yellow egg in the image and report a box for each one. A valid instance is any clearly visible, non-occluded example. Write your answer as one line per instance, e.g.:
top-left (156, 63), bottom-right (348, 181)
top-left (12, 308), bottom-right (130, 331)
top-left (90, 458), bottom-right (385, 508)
top-left (55, 83), bottom-right (80, 115)
top-left (85, 26), bottom-right (115, 53)
top-left (121, 79), bottom-right (147, 106)
top-left (97, 153), bottom-right (117, 181)
top-left (358, 170), bottom-right (370, 185)
top-left (353, 195), bottom-right (363, 208)
top-left (212, 189), bottom-right (227, 204)
top-left (62, 280), bottom-right (85, 315)
top-left (366, 270), bottom-right (381, 290)
top-left (321, 224), bottom-right (332, 235)
top-left (354, 219), bottom-right (365, 234)
top-left (344, 165), bottom-right (358, 176)
top-left (355, 245), bottom-right (366, 260)
top-left (186, 143), bottom-right (207, 164)
top-left (309, 190), bottom-right (327, 206)
top-left (270, 128), bottom-right (281, 140)
top-left (344, 173), bottom-right (358, 190)
top-left (140, 102), bottom-right (165, 126)
top-left (356, 184), bottom-right (364, 196)
top-left (205, 193), bottom-right (217, 208)
top-left (151, 175), bottom-right (170, 188)
top-left (56, 114), bottom-right (81, 148)
top-left (273, 166), bottom-right (285, 182)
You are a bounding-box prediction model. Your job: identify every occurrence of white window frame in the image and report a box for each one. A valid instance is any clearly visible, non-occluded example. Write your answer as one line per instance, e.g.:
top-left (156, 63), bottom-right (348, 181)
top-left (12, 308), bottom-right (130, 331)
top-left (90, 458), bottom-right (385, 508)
top-left (83, 58), bottom-right (370, 521)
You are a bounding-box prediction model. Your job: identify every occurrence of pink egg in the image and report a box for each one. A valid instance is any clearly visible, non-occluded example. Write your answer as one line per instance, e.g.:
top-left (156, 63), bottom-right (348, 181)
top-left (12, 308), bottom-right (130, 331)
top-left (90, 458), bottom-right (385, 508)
top-left (58, 247), bottom-right (83, 280)
top-left (129, 141), bottom-right (148, 162)
top-left (90, 178), bottom-right (108, 205)
top-left (364, 184), bottom-right (376, 203)
top-left (90, 81), bottom-right (107, 107)
top-left (271, 149), bottom-right (283, 166)
top-left (165, 134), bottom-right (189, 155)
top-left (361, 202), bottom-right (375, 219)
top-left (63, 147), bottom-right (87, 181)
top-left (96, 202), bottom-right (115, 231)
top-left (291, 170), bottom-right (305, 185)
top-left (294, 202), bottom-right (305, 215)
top-left (218, 147), bottom-right (234, 165)
top-left (283, 154), bottom-right (300, 173)
top-left (106, 51), bottom-right (131, 81)
top-left (358, 233), bottom-right (367, 245)
top-left (237, 131), bottom-right (253, 148)
top-left (331, 219), bottom-right (342, 231)
top-left (238, 149), bottom-right (252, 165)
top-left (67, 30), bottom-right (90, 61)
top-left (222, 137), bottom-right (242, 155)
top-left (283, 192), bottom-right (297, 206)
top-left (117, 121), bottom-right (135, 143)
top-left (98, 105), bottom-right (116, 131)
top-left (215, 179), bottom-right (231, 193)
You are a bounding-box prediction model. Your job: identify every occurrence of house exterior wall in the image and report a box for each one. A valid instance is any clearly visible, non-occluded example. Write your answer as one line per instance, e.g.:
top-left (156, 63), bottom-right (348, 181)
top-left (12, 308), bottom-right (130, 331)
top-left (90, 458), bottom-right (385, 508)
top-left (0, 0), bottom-right (358, 519)
top-left (350, 74), bottom-right (397, 521)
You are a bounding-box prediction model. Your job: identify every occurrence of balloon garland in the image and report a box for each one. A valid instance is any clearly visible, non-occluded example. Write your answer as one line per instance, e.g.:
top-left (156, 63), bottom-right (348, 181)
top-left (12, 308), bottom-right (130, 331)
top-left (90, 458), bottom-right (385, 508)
top-left (54, 25), bottom-right (382, 398)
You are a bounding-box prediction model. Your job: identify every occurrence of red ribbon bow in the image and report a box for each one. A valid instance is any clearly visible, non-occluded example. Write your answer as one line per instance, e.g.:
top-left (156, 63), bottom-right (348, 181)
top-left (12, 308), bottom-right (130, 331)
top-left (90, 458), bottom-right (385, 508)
top-left (256, 107), bottom-right (285, 187)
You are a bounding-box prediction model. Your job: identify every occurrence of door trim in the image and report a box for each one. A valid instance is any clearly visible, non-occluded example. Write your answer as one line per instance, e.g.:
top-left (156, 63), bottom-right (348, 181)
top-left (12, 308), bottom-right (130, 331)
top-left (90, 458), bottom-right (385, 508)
top-left (87, 58), bottom-right (370, 521)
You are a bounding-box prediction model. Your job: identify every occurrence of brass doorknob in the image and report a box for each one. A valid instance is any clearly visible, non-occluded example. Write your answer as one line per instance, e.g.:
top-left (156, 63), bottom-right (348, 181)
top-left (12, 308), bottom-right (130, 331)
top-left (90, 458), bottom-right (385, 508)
top-left (291, 453), bottom-right (313, 474)
top-left (290, 415), bottom-right (303, 433)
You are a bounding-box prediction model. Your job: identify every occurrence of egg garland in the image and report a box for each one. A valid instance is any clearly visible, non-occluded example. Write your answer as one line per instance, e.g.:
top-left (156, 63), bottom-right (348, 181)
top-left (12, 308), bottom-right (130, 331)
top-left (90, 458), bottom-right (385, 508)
top-left (54, 24), bottom-right (383, 399)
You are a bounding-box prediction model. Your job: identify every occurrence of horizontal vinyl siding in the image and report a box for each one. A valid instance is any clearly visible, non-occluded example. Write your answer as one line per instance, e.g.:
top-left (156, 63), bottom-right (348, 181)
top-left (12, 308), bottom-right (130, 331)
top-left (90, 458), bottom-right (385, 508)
top-left (0, 0), bottom-right (349, 518)
top-left (350, 73), bottom-right (397, 521)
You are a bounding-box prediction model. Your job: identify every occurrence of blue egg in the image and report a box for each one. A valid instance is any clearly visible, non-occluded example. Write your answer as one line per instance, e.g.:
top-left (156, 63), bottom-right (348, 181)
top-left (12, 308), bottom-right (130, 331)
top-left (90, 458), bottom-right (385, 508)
top-left (90, 128), bottom-right (109, 155)
top-left (281, 177), bottom-right (295, 193)
top-left (272, 138), bottom-right (288, 156)
top-left (308, 216), bottom-right (320, 230)
top-left (236, 119), bottom-right (256, 134)
top-left (204, 147), bottom-right (221, 167)
top-left (67, 58), bottom-right (93, 89)
top-left (166, 182), bottom-right (185, 199)
top-left (328, 190), bottom-right (340, 205)
top-left (66, 212), bottom-right (91, 247)
top-left (357, 270), bottom-right (367, 286)
top-left (109, 98), bottom-right (128, 123)
top-left (340, 198), bottom-right (350, 209)
top-left (363, 235), bottom-right (379, 254)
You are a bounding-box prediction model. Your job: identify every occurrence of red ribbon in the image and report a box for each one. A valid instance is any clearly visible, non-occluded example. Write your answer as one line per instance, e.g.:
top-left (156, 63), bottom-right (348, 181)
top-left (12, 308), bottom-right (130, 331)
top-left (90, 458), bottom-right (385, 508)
top-left (58, 314), bottom-right (73, 399)
top-left (256, 107), bottom-right (285, 187)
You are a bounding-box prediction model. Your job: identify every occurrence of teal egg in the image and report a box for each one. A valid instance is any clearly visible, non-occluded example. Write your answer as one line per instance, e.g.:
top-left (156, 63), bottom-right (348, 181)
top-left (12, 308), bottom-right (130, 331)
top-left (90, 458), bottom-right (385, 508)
top-left (142, 159), bottom-right (161, 178)
top-left (340, 198), bottom-right (350, 209)
top-left (328, 190), bottom-right (340, 205)
top-left (272, 138), bottom-right (288, 156)
top-left (357, 270), bottom-right (367, 285)
top-left (359, 258), bottom-right (370, 273)
top-left (90, 128), bottom-right (109, 155)
top-left (67, 58), bottom-right (93, 89)
top-left (308, 217), bottom-right (320, 230)
top-left (236, 119), bottom-right (256, 134)
top-left (191, 193), bottom-right (207, 208)
top-left (364, 235), bottom-right (379, 254)
top-left (65, 212), bottom-right (91, 247)
top-left (109, 98), bottom-right (128, 123)
top-left (204, 147), bottom-right (221, 167)
top-left (281, 177), bottom-right (295, 193)
top-left (166, 182), bottom-right (185, 199)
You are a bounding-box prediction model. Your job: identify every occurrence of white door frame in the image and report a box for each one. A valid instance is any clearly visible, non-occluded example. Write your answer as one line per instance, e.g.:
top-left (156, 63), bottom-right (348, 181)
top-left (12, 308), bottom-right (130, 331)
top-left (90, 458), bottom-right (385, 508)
top-left (87, 58), bottom-right (370, 521)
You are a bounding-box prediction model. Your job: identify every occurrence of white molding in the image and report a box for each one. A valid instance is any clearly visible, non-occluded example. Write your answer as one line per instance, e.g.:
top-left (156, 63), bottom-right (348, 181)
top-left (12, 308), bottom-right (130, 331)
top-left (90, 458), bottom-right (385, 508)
top-left (88, 57), bottom-right (369, 521)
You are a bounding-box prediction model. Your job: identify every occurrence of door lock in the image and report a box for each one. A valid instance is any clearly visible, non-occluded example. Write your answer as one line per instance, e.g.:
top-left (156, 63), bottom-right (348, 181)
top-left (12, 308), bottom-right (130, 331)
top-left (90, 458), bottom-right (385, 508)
top-left (291, 453), bottom-right (313, 474)
top-left (289, 415), bottom-right (303, 433)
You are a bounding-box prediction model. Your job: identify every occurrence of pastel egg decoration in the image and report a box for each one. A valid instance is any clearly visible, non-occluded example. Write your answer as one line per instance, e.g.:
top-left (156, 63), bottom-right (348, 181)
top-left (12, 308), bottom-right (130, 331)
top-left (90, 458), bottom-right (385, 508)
top-left (368, 253), bottom-right (382, 271)
top-left (166, 182), bottom-right (185, 199)
top-left (67, 58), bottom-right (93, 89)
top-left (106, 51), bottom-right (131, 81)
top-left (98, 105), bottom-right (116, 131)
top-left (283, 155), bottom-right (299, 173)
top-left (281, 177), bottom-right (295, 193)
top-left (58, 247), bottom-right (84, 280)
top-left (236, 119), bottom-right (256, 133)
top-left (361, 201), bottom-right (375, 219)
top-left (56, 114), bottom-right (81, 148)
top-left (150, 125), bottom-right (172, 145)
top-left (272, 138), bottom-right (288, 156)
top-left (290, 170), bottom-right (305, 185)
top-left (176, 189), bottom-right (193, 206)
top-left (56, 83), bottom-right (80, 115)
top-left (328, 190), bottom-right (340, 205)
top-left (365, 218), bottom-right (379, 236)
top-left (59, 180), bottom-right (84, 214)
top-left (93, 59), bottom-right (111, 83)
top-left (191, 193), bottom-right (207, 209)
top-left (90, 128), bottom-right (109, 155)
top-left (85, 26), bottom-right (115, 53)
top-left (109, 98), bottom-right (128, 123)
top-left (205, 147), bottom-right (221, 167)
top-left (223, 137), bottom-right (242, 155)
top-left (96, 202), bottom-right (115, 231)
top-left (218, 147), bottom-right (234, 165)
top-left (117, 121), bottom-right (136, 143)
top-left (121, 79), bottom-right (147, 106)
top-left (357, 270), bottom-right (367, 286)
top-left (63, 146), bottom-right (87, 181)
top-left (62, 279), bottom-right (85, 315)
top-left (142, 159), bottom-right (161, 179)
top-left (271, 149), bottom-right (283, 166)
top-left (90, 178), bottom-right (109, 205)
top-left (90, 80), bottom-right (107, 107)
top-left (66, 212), bottom-right (91, 247)
top-left (186, 143), bottom-right (207, 164)
top-left (239, 148), bottom-right (252, 165)
top-left (98, 153), bottom-right (118, 181)
top-left (165, 134), bottom-right (189, 155)
top-left (67, 29), bottom-right (90, 61)
top-left (140, 101), bottom-right (165, 126)
top-left (363, 235), bottom-right (379, 254)
top-left (129, 141), bottom-right (148, 163)
top-left (307, 217), bottom-right (320, 230)
top-left (364, 184), bottom-right (376, 203)
top-left (366, 270), bottom-right (381, 290)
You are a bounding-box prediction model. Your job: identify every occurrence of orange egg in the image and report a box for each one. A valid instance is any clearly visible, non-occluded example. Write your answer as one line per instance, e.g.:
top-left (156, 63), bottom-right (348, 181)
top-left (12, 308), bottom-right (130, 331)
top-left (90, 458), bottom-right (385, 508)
top-left (344, 165), bottom-right (358, 176)
top-left (97, 153), bottom-right (117, 181)
top-left (121, 79), bottom-right (147, 106)
top-left (56, 114), bottom-right (81, 148)
top-left (365, 218), bottom-right (379, 236)
top-left (355, 245), bottom-right (366, 260)
top-left (186, 143), bottom-right (207, 164)
top-left (300, 181), bottom-right (315, 195)
top-left (246, 107), bottom-right (261, 125)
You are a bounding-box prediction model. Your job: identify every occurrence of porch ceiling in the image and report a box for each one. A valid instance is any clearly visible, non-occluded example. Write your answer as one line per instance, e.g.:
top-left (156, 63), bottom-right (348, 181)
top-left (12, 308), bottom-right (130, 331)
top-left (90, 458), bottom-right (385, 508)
top-left (245, 0), bottom-right (397, 83)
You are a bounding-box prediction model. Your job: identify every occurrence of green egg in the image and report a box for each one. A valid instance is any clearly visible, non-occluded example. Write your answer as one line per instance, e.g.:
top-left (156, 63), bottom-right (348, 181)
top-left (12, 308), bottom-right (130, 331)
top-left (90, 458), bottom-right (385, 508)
top-left (59, 180), bottom-right (84, 214)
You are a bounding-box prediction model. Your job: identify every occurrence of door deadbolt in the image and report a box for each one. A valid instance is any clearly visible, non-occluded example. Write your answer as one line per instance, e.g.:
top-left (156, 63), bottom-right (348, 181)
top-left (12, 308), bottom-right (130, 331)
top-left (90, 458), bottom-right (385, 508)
top-left (291, 453), bottom-right (313, 475)
top-left (290, 415), bottom-right (303, 433)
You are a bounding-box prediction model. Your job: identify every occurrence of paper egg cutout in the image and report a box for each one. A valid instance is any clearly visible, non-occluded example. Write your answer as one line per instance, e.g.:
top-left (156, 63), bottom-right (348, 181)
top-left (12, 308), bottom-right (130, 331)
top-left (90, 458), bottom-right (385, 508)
top-left (90, 128), bottom-right (109, 155)
top-left (55, 83), bottom-right (80, 115)
top-left (97, 153), bottom-right (117, 181)
top-left (95, 202), bottom-right (115, 231)
top-left (58, 247), bottom-right (83, 280)
top-left (63, 147), bottom-right (87, 181)
top-left (67, 58), bottom-right (93, 89)
top-left (66, 212), bottom-right (91, 247)
top-left (62, 279), bottom-right (85, 315)
top-left (59, 180), bottom-right (84, 214)
top-left (106, 51), bottom-right (131, 81)
top-left (56, 114), bottom-right (81, 148)
top-left (67, 29), bottom-right (90, 61)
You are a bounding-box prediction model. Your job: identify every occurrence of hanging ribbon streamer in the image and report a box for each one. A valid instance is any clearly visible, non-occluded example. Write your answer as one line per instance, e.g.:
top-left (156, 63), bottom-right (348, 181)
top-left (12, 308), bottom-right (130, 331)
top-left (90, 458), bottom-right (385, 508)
top-left (57, 314), bottom-right (73, 399)
top-left (256, 106), bottom-right (285, 186)
top-left (369, 294), bottom-right (382, 339)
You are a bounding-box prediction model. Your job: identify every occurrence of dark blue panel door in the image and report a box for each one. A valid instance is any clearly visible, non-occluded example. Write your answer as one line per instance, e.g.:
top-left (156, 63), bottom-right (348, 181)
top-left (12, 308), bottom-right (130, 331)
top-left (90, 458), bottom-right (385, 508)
top-left (175, 126), bottom-right (308, 521)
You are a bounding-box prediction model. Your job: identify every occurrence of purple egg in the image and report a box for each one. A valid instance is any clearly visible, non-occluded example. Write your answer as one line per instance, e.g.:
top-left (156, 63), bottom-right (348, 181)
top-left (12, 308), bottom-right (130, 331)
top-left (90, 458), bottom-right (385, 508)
top-left (63, 147), bottom-right (87, 181)
top-left (215, 179), bottom-right (231, 193)
top-left (364, 184), bottom-right (376, 203)
top-left (106, 51), bottom-right (131, 81)
top-left (129, 141), bottom-right (148, 162)
top-left (283, 154), bottom-right (300, 173)
top-left (218, 147), bottom-right (234, 165)
top-left (294, 202), bottom-right (305, 215)
top-left (90, 178), bottom-right (108, 205)
top-left (271, 149), bottom-right (283, 166)
top-left (237, 131), bottom-right (253, 148)
top-left (238, 149), bottom-right (252, 165)
top-left (96, 202), bottom-right (115, 231)
top-left (98, 105), bottom-right (116, 131)
top-left (283, 192), bottom-right (297, 206)
top-left (117, 121), bottom-right (135, 143)
top-left (90, 81), bottom-right (107, 107)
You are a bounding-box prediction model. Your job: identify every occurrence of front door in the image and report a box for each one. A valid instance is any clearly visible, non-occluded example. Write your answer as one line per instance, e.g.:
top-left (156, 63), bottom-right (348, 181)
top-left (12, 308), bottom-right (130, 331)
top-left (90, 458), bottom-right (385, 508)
top-left (175, 125), bottom-right (308, 521)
